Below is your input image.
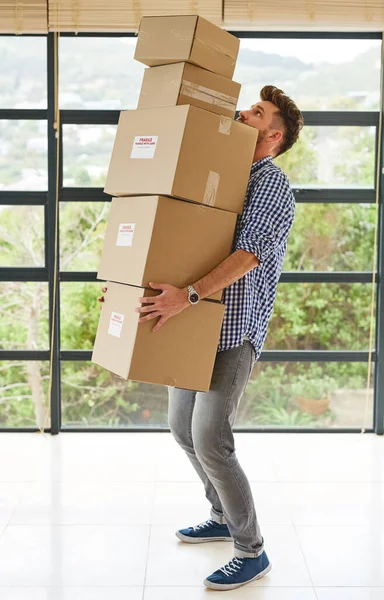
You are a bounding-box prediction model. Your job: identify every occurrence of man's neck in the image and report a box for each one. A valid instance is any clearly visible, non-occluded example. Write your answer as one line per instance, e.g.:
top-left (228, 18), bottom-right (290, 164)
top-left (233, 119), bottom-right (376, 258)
top-left (253, 151), bottom-right (273, 163)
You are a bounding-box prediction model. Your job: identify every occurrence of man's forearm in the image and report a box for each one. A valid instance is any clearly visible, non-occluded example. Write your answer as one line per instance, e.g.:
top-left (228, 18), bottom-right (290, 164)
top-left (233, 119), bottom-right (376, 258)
top-left (192, 249), bottom-right (260, 300)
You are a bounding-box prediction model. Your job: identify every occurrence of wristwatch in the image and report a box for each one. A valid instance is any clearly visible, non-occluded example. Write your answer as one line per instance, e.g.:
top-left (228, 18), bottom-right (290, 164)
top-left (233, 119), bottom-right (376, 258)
top-left (187, 285), bottom-right (200, 305)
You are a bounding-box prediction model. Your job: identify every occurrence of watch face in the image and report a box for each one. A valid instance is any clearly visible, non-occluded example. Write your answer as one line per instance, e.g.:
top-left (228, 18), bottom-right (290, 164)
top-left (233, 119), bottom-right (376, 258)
top-left (190, 293), bottom-right (199, 304)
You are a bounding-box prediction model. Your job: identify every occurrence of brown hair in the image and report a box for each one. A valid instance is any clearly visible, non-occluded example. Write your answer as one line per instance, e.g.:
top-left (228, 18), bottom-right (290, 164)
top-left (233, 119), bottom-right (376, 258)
top-left (260, 85), bottom-right (304, 157)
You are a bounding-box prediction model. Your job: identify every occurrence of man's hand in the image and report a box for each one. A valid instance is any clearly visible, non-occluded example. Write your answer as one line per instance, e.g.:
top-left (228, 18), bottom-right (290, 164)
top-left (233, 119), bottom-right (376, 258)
top-left (136, 282), bottom-right (190, 332)
top-left (97, 286), bottom-right (108, 310)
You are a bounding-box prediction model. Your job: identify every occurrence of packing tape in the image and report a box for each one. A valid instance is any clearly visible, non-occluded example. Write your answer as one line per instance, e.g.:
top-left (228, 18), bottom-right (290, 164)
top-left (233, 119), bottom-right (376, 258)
top-left (170, 28), bottom-right (194, 42)
top-left (195, 37), bottom-right (238, 64)
top-left (219, 116), bottom-right (232, 135)
top-left (180, 80), bottom-right (237, 112)
top-left (203, 171), bottom-right (220, 207)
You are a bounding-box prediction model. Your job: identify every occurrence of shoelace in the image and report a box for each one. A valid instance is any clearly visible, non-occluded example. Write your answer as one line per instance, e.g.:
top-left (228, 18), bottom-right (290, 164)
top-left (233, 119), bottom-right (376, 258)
top-left (193, 519), bottom-right (215, 531)
top-left (220, 557), bottom-right (245, 577)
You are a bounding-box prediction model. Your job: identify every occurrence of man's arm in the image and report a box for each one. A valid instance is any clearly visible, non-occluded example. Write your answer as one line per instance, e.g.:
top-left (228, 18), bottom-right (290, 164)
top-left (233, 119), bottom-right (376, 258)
top-left (135, 249), bottom-right (259, 332)
top-left (193, 249), bottom-right (259, 300)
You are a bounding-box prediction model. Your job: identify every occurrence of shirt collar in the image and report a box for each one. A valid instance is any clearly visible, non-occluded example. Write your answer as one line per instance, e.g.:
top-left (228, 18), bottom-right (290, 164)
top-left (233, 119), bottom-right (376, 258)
top-left (250, 155), bottom-right (273, 175)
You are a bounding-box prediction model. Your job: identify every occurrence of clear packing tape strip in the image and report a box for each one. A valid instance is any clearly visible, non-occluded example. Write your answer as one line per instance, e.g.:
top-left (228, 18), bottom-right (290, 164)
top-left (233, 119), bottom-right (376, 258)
top-left (180, 79), bottom-right (238, 112)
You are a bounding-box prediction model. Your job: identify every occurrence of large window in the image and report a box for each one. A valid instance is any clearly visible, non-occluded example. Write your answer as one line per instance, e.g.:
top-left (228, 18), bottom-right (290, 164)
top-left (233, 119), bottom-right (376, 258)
top-left (0, 33), bottom-right (382, 433)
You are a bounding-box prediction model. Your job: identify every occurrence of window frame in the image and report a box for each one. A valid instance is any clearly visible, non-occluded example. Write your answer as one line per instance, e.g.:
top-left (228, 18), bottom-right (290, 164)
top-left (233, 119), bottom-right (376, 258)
top-left (0, 31), bottom-right (383, 434)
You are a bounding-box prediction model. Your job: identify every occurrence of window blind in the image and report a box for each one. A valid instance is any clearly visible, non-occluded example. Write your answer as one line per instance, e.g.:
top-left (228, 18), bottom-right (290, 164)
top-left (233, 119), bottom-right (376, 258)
top-left (0, 0), bottom-right (48, 33)
top-left (224, 0), bottom-right (384, 30)
top-left (48, 0), bottom-right (222, 32)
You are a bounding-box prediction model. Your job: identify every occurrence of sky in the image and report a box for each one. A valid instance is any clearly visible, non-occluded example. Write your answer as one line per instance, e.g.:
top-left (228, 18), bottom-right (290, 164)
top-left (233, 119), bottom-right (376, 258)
top-left (239, 38), bottom-right (381, 65)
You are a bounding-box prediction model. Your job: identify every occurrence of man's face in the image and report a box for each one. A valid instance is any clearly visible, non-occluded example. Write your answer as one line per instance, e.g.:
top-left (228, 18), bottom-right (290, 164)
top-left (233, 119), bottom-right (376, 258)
top-left (237, 100), bottom-right (279, 143)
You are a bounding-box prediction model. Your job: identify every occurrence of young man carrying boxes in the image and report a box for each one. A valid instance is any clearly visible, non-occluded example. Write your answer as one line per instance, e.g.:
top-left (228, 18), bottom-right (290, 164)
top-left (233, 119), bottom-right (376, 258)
top-left (96, 16), bottom-right (304, 592)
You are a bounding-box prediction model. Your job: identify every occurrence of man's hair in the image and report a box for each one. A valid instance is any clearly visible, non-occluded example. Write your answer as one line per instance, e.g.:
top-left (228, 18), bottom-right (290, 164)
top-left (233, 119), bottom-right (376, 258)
top-left (260, 85), bottom-right (304, 157)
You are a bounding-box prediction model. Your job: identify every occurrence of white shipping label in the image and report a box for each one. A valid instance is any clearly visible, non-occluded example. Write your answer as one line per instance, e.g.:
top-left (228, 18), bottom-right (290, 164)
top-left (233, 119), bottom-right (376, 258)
top-left (130, 135), bottom-right (158, 159)
top-left (108, 311), bottom-right (125, 338)
top-left (116, 223), bottom-right (135, 247)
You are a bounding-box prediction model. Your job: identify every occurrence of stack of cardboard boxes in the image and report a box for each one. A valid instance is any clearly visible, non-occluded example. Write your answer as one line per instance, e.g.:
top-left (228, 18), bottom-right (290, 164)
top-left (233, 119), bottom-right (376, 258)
top-left (92, 15), bottom-right (258, 392)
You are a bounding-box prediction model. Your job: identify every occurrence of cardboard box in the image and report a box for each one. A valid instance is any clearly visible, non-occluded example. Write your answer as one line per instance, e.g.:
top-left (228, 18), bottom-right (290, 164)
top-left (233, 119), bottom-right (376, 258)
top-left (91, 282), bottom-right (225, 391)
top-left (97, 195), bottom-right (237, 302)
top-left (134, 15), bottom-right (239, 79)
top-left (137, 62), bottom-right (241, 119)
top-left (104, 104), bottom-right (258, 215)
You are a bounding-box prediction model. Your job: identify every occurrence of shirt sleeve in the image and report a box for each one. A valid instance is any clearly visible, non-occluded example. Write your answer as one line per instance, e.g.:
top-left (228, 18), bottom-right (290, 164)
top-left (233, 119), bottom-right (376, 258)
top-left (235, 171), bottom-right (295, 265)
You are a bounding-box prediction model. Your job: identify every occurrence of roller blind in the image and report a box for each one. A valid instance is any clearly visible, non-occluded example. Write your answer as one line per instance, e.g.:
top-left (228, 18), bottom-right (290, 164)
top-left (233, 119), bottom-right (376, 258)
top-left (48, 0), bottom-right (222, 32)
top-left (0, 0), bottom-right (48, 33)
top-left (224, 0), bottom-right (384, 30)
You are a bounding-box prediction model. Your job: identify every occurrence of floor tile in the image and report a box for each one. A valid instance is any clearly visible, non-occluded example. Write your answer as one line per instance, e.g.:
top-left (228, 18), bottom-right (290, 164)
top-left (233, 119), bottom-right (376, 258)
top-left (1, 588), bottom-right (143, 600)
top-left (34, 435), bottom-right (158, 482)
top-left (297, 525), bottom-right (384, 586)
top-left (0, 483), bottom-right (28, 525)
top-left (145, 524), bottom-right (312, 587)
top-left (283, 482), bottom-right (384, 526)
top-left (315, 589), bottom-right (384, 600)
top-left (10, 481), bottom-right (155, 525)
top-left (0, 525), bottom-right (150, 586)
top-left (152, 481), bottom-right (290, 526)
top-left (269, 434), bottom-right (384, 482)
top-left (144, 587), bottom-right (317, 599)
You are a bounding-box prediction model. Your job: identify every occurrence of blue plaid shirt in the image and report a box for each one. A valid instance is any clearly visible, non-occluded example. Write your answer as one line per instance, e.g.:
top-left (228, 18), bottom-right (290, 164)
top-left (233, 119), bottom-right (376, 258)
top-left (218, 155), bottom-right (295, 359)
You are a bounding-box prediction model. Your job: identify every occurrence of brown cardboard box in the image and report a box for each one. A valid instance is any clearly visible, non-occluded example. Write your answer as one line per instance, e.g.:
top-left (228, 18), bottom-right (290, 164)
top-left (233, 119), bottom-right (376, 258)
top-left (91, 282), bottom-right (225, 391)
top-left (104, 105), bottom-right (258, 215)
top-left (137, 62), bottom-right (241, 119)
top-left (134, 15), bottom-right (239, 79)
top-left (97, 195), bottom-right (237, 302)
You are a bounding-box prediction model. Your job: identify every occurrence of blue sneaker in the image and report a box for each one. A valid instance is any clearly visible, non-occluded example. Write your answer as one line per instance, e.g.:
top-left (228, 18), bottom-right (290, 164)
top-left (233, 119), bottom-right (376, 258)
top-left (175, 519), bottom-right (232, 543)
top-left (204, 551), bottom-right (272, 590)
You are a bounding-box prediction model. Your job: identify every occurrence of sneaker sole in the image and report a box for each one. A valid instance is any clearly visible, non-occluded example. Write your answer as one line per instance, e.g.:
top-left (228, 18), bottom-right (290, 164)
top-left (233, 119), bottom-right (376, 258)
top-left (203, 562), bottom-right (272, 590)
top-left (175, 531), bottom-right (233, 543)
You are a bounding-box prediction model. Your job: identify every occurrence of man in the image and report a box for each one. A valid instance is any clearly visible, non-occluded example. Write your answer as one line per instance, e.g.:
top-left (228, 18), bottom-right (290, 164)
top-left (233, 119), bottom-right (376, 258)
top-left (98, 85), bottom-right (304, 591)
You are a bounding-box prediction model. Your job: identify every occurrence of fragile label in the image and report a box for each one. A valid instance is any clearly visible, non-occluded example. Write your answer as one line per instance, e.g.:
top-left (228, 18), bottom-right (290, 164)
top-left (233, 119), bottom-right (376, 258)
top-left (108, 311), bottom-right (125, 338)
top-left (116, 223), bottom-right (135, 247)
top-left (130, 135), bottom-right (158, 159)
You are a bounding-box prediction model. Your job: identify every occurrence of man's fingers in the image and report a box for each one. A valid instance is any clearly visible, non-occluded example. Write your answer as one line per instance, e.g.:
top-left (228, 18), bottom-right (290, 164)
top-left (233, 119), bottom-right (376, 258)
top-left (153, 316), bottom-right (168, 332)
top-left (138, 311), bottom-right (160, 324)
top-left (136, 304), bottom-right (159, 314)
top-left (97, 296), bottom-right (104, 303)
top-left (138, 296), bottom-right (157, 304)
top-left (101, 287), bottom-right (107, 293)
top-left (149, 282), bottom-right (166, 291)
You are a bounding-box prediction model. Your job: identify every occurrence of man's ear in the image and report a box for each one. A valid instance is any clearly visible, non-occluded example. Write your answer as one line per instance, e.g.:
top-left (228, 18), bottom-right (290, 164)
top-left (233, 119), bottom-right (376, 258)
top-left (267, 130), bottom-right (283, 144)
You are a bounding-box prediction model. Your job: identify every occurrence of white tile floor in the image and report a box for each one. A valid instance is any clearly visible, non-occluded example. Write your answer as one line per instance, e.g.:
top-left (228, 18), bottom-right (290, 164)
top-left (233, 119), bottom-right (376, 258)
top-left (0, 431), bottom-right (383, 599)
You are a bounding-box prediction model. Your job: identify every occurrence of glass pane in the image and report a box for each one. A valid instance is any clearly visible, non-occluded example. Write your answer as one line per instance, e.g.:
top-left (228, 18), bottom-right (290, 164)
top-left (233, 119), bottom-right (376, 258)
top-left (275, 125), bottom-right (375, 188)
top-left (60, 282), bottom-right (102, 350)
top-left (60, 201), bottom-right (110, 271)
top-left (61, 360), bottom-right (374, 430)
top-left (0, 361), bottom-right (50, 428)
top-left (0, 205), bottom-right (45, 267)
top-left (59, 37), bottom-right (145, 109)
top-left (63, 125), bottom-right (117, 187)
top-left (235, 38), bottom-right (381, 111)
top-left (0, 282), bottom-right (49, 350)
top-left (0, 120), bottom-right (48, 191)
top-left (61, 361), bottom-right (168, 428)
top-left (285, 203), bottom-right (377, 272)
top-left (267, 283), bottom-right (376, 351)
top-left (0, 37), bottom-right (47, 109)
top-left (238, 361), bottom-right (374, 429)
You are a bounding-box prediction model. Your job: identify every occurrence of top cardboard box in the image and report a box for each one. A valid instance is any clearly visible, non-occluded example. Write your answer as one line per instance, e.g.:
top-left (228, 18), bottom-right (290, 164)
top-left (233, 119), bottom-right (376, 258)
top-left (134, 15), bottom-right (240, 79)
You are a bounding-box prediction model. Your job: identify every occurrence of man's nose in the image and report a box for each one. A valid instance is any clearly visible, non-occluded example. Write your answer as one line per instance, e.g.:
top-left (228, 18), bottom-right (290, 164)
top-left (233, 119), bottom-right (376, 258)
top-left (238, 109), bottom-right (248, 121)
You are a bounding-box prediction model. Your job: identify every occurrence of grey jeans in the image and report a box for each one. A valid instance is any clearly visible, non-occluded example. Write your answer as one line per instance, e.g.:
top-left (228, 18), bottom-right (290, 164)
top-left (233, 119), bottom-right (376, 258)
top-left (167, 340), bottom-right (264, 559)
